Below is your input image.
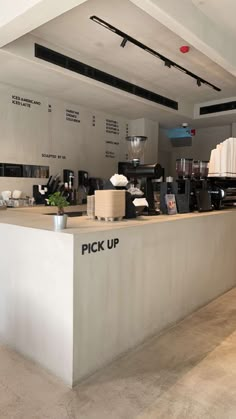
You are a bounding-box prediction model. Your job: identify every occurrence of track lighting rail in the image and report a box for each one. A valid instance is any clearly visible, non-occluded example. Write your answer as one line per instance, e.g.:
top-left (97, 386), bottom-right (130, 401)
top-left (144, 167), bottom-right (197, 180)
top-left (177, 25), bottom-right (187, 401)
top-left (90, 15), bottom-right (221, 92)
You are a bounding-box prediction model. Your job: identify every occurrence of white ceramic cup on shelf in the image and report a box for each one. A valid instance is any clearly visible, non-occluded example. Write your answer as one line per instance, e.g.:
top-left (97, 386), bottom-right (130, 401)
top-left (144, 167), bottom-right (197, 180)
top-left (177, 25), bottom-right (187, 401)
top-left (12, 190), bottom-right (22, 199)
top-left (1, 191), bottom-right (11, 201)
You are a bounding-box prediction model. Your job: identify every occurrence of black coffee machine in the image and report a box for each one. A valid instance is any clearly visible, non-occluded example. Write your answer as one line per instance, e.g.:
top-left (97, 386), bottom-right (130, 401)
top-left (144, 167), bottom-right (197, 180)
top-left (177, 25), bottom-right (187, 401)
top-left (78, 170), bottom-right (89, 204)
top-left (208, 177), bottom-right (236, 209)
top-left (33, 173), bottom-right (62, 204)
top-left (160, 159), bottom-right (212, 213)
top-left (63, 169), bottom-right (74, 188)
top-left (118, 136), bottom-right (162, 215)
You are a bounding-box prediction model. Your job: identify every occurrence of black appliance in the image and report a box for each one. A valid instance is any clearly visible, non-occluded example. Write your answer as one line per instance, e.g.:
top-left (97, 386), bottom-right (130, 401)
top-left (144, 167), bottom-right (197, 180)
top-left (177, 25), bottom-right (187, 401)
top-left (87, 177), bottom-right (103, 196)
top-left (161, 178), bottom-right (213, 214)
top-left (118, 136), bottom-right (162, 215)
top-left (63, 169), bottom-right (74, 188)
top-left (207, 177), bottom-right (236, 209)
top-left (78, 170), bottom-right (89, 187)
top-left (161, 157), bottom-right (213, 214)
top-left (33, 173), bottom-right (61, 204)
top-left (63, 170), bottom-right (75, 204)
top-left (78, 170), bottom-right (89, 204)
top-left (33, 185), bottom-right (47, 205)
top-left (159, 156), bottom-right (236, 213)
top-left (120, 163), bottom-right (163, 214)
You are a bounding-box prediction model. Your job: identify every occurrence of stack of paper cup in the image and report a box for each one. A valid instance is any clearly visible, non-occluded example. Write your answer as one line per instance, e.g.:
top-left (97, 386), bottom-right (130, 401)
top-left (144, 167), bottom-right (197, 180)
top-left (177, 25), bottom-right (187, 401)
top-left (95, 190), bottom-right (125, 220)
top-left (87, 195), bottom-right (95, 219)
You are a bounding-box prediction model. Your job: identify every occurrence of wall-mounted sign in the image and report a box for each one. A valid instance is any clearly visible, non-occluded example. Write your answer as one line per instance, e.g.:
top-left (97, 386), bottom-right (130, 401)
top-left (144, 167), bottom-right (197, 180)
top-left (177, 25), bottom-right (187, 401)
top-left (66, 108), bottom-right (80, 123)
top-left (42, 153), bottom-right (66, 160)
top-left (105, 151), bottom-right (115, 158)
top-left (106, 118), bottom-right (119, 135)
top-left (106, 140), bottom-right (120, 146)
top-left (12, 95), bottom-right (41, 108)
top-left (81, 238), bottom-right (119, 255)
top-left (105, 139), bottom-right (120, 159)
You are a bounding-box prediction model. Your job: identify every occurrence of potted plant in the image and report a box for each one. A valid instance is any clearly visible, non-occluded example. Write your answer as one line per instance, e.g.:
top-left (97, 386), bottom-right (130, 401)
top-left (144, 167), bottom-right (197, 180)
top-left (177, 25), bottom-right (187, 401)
top-left (48, 192), bottom-right (70, 230)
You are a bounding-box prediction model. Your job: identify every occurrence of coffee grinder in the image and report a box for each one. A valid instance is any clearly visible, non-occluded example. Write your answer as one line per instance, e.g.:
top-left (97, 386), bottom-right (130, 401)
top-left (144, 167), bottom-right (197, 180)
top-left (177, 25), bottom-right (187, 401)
top-left (160, 158), bottom-right (193, 213)
top-left (118, 136), bottom-right (162, 215)
top-left (160, 158), bottom-right (212, 213)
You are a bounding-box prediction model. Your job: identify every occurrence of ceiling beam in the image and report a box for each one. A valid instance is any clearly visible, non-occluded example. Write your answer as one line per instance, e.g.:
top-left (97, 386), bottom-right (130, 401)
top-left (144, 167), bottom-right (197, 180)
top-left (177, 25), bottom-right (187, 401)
top-left (0, 0), bottom-right (89, 48)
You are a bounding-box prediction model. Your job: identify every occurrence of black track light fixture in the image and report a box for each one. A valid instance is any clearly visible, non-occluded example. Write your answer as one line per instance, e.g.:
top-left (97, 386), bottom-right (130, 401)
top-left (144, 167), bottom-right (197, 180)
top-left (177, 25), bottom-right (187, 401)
top-left (164, 60), bottom-right (171, 68)
top-left (90, 15), bottom-right (221, 92)
top-left (120, 38), bottom-right (128, 48)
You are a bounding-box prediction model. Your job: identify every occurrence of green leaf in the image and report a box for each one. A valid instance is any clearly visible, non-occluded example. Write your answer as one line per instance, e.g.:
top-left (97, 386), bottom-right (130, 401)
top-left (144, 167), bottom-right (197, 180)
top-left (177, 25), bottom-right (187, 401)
top-left (48, 192), bottom-right (70, 215)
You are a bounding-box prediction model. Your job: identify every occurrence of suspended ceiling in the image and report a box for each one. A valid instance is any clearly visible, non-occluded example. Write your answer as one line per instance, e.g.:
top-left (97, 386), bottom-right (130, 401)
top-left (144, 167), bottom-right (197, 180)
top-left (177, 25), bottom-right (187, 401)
top-left (31, 0), bottom-right (236, 104)
top-left (0, 0), bottom-right (235, 127)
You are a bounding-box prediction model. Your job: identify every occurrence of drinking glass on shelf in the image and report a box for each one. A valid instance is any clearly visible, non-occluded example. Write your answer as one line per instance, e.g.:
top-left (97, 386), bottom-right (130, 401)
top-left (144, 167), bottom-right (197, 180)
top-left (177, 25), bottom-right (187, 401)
top-left (87, 195), bottom-right (95, 219)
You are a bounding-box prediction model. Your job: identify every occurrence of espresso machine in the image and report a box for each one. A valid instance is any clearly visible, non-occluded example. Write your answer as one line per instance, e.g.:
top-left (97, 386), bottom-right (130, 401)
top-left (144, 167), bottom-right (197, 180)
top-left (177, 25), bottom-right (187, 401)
top-left (175, 159), bottom-right (211, 213)
top-left (160, 158), bottom-right (213, 213)
top-left (208, 177), bottom-right (236, 209)
top-left (118, 136), bottom-right (162, 215)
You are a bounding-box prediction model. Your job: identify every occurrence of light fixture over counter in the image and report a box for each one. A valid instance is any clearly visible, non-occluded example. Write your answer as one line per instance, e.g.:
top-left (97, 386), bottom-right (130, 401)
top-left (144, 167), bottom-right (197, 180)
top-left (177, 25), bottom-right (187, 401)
top-left (90, 15), bottom-right (221, 93)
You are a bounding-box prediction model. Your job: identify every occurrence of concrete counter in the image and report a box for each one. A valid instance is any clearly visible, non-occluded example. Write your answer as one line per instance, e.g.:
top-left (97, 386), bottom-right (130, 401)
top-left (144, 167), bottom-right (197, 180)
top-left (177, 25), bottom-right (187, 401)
top-left (0, 207), bottom-right (236, 386)
top-left (0, 204), bottom-right (234, 233)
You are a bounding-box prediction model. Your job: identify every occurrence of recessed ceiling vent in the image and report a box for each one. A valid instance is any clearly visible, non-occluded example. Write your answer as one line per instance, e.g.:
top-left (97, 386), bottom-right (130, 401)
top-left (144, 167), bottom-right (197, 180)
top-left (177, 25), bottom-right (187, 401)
top-left (34, 43), bottom-right (178, 111)
top-left (200, 101), bottom-right (236, 115)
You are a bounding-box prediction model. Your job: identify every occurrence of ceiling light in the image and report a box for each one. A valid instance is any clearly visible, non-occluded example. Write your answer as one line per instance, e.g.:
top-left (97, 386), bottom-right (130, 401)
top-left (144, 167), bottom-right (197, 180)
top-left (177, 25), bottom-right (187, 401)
top-left (197, 79), bottom-right (201, 87)
top-left (120, 38), bottom-right (128, 48)
top-left (90, 15), bottom-right (221, 92)
top-left (164, 60), bottom-right (171, 68)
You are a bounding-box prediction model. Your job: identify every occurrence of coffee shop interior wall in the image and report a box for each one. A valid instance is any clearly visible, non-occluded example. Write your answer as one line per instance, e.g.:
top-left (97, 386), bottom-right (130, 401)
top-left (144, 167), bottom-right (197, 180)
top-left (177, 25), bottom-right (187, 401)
top-left (158, 125), bottom-right (233, 178)
top-left (0, 82), bottom-right (159, 196)
top-left (1, 77), bottom-right (235, 193)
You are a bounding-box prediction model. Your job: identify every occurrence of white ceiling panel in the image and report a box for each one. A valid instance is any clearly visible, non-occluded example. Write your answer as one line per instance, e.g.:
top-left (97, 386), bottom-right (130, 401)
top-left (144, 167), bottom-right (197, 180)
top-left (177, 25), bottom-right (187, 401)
top-left (31, 0), bottom-right (236, 104)
top-left (0, 0), bottom-right (40, 26)
top-left (1, 0), bottom-right (235, 128)
top-left (0, 50), bottom-right (189, 126)
top-left (192, 0), bottom-right (236, 37)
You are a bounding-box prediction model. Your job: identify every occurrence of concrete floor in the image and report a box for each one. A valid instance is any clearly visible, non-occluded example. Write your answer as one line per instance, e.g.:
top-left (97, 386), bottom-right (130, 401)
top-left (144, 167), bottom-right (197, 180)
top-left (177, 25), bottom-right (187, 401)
top-left (0, 288), bottom-right (236, 419)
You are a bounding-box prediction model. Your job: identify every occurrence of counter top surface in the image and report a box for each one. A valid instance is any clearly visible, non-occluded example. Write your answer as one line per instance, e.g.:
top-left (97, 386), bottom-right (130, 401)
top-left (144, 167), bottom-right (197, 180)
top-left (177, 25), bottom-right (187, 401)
top-left (0, 204), bottom-right (235, 234)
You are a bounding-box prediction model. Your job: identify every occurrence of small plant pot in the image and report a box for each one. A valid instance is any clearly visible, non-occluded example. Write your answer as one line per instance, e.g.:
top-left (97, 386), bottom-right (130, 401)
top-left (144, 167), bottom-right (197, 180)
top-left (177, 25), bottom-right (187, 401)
top-left (53, 214), bottom-right (68, 231)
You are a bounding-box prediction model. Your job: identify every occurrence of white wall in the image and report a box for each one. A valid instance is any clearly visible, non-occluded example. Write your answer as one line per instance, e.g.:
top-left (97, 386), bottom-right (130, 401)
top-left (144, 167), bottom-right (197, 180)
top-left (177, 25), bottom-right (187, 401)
top-left (0, 82), bottom-right (159, 197)
top-left (158, 124), bottom-right (232, 177)
top-left (0, 83), bottom-right (127, 196)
